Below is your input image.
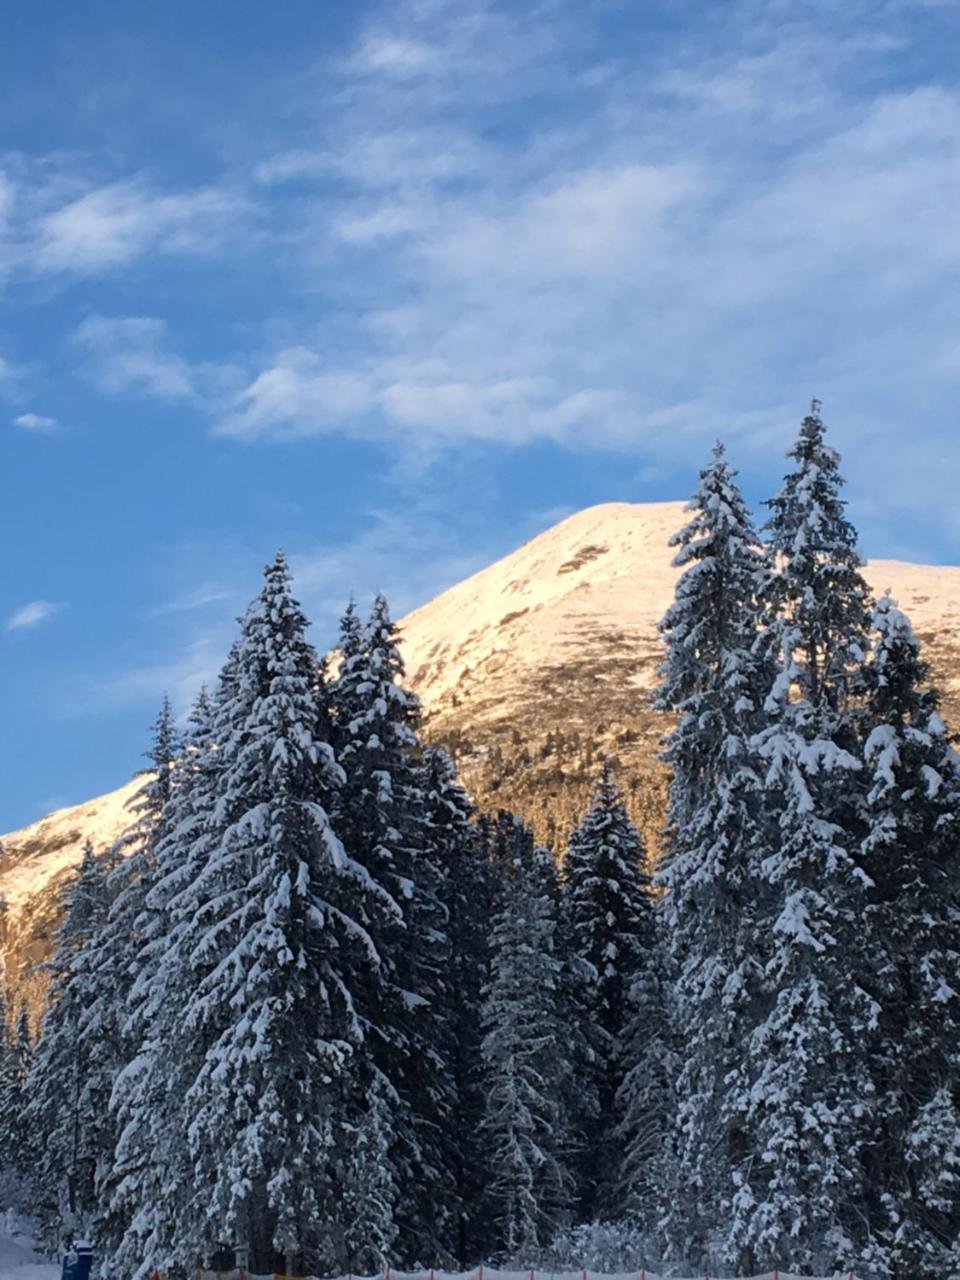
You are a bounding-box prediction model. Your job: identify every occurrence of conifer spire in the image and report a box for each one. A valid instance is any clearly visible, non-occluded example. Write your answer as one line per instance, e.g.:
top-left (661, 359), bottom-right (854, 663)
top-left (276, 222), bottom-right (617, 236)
top-left (656, 442), bottom-right (772, 1271)
top-left (563, 759), bottom-right (654, 1216)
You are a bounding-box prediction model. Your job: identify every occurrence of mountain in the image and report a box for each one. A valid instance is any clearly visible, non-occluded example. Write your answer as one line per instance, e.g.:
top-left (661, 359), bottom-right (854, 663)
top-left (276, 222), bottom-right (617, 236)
top-left (4, 500), bottom-right (960, 1007)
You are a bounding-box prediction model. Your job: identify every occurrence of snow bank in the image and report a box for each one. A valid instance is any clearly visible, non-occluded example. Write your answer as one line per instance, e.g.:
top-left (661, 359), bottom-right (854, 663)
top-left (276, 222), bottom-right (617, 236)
top-left (0, 1212), bottom-right (58, 1280)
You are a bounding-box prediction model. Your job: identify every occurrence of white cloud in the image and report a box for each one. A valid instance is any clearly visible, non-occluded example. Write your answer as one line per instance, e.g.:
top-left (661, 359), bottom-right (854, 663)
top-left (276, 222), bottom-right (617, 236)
top-left (5, 0), bottom-right (955, 553)
top-left (423, 163), bottom-right (697, 282)
top-left (33, 180), bottom-right (245, 274)
top-left (341, 0), bottom-right (559, 97)
top-left (14, 412), bottom-right (58, 432)
top-left (217, 351), bottom-right (630, 447)
top-left (217, 2), bottom-right (960, 512)
top-left (7, 600), bottom-right (63, 631)
top-left (217, 348), bottom-right (377, 440)
top-left (349, 34), bottom-right (445, 80)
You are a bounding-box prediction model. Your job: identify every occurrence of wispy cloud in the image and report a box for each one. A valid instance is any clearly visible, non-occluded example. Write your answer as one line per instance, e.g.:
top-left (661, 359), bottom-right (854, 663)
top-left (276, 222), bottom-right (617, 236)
top-left (0, 352), bottom-right (24, 397)
top-left (76, 505), bottom-right (494, 719)
top-left (217, 348), bottom-right (376, 441)
top-left (151, 584), bottom-right (232, 615)
top-left (0, 161), bottom-right (252, 287)
top-left (7, 600), bottom-right (64, 631)
top-left (71, 314), bottom-right (245, 407)
top-left (32, 180), bottom-right (247, 274)
top-left (79, 633), bottom-right (228, 716)
top-left (204, 0), bottom-right (960, 516)
top-left (6, 0), bottom-right (960, 544)
top-left (290, 509), bottom-right (492, 636)
top-left (14, 411), bottom-right (58, 432)
top-left (72, 315), bottom-right (199, 401)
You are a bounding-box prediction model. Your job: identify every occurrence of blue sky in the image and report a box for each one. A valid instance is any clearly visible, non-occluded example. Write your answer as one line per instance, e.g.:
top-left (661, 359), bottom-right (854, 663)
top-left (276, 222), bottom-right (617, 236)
top-left (3, 0), bottom-right (960, 831)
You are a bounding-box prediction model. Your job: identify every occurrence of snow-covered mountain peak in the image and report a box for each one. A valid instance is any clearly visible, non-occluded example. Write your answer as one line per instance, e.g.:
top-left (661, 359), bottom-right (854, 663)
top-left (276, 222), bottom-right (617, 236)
top-left (399, 499), bottom-right (688, 714)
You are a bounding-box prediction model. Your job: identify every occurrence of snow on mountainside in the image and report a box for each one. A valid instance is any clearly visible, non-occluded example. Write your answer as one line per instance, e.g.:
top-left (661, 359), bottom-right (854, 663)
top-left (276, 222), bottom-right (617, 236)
top-left (4, 500), bottom-right (960, 1003)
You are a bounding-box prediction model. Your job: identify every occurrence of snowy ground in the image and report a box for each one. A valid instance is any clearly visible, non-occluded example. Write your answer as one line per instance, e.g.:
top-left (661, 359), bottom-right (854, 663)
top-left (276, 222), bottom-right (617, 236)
top-left (0, 1213), bottom-right (58, 1280)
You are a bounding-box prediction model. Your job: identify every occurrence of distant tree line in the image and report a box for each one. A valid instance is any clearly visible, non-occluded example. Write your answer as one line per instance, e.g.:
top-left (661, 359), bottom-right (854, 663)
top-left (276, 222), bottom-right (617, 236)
top-left (1, 404), bottom-right (958, 1279)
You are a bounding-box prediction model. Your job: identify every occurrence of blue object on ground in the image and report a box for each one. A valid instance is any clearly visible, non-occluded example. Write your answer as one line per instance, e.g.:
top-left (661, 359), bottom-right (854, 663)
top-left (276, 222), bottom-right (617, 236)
top-left (61, 1241), bottom-right (93, 1280)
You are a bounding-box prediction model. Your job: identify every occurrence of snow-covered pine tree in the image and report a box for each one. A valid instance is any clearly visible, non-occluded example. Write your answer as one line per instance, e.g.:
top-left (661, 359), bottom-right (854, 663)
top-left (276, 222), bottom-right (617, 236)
top-left (762, 400), bottom-right (873, 726)
top-left (100, 694), bottom-right (181, 947)
top-left (562, 759), bottom-right (654, 1216)
top-left (860, 595), bottom-right (960, 1277)
top-left (174, 552), bottom-right (374, 1275)
top-left (26, 843), bottom-right (110, 1246)
top-left (97, 688), bottom-right (218, 1278)
top-left (738, 405), bottom-right (880, 1275)
top-left (653, 442), bottom-right (772, 1270)
top-left (340, 1071), bottom-right (400, 1273)
top-left (612, 924), bottom-right (674, 1239)
top-left (79, 696), bottom-right (182, 1263)
top-left (0, 1000), bottom-right (32, 1189)
top-left (481, 833), bottom-right (574, 1260)
top-left (422, 745), bottom-right (495, 1265)
top-left (331, 594), bottom-right (456, 1266)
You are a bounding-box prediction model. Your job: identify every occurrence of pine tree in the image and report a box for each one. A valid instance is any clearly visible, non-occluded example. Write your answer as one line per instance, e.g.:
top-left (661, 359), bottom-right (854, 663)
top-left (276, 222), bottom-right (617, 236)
top-left (737, 406), bottom-right (880, 1274)
top-left (860, 595), bottom-right (960, 1276)
top-left (763, 401), bottom-right (873, 720)
top-left (485, 809), bottom-right (535, 903)
top-left (26, 843), bottom-right (110, 1245)
top-left (563, 760), bottom-right (654, 1216)
top-left (97, 689), bottom-right (217, 1278)
top-left (422, 745), bottom-right (494, 1264)
top-left (340, 1072), bottom-right (400, 1273)
top-left (481, 837), bottom-right (574, 1259)
top-left (331, 594), bottom-right (456, 1266)
top-left (654, 442), bottom-right (773, 1270)
top-left (82, 697), bottom-right (182, 1264)
top-left (173, 552), bottom-right (374, 1274)
top-left (741, 706), bottom-right (877, 1274)
top-left (0, 1000), bottom-right (32, 1186)
top-left (100, 695), bottom-right (181, 987)
top-left (613, 929), bottom-right (674, 1235)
